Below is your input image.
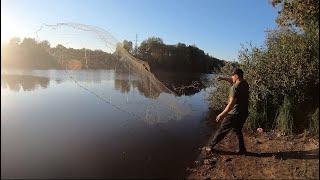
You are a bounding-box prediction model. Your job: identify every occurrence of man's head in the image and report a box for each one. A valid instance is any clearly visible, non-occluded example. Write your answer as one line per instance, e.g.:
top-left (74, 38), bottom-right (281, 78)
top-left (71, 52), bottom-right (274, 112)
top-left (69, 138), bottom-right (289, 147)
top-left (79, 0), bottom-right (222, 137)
top-left (231, 68), bottom-right (244, 83)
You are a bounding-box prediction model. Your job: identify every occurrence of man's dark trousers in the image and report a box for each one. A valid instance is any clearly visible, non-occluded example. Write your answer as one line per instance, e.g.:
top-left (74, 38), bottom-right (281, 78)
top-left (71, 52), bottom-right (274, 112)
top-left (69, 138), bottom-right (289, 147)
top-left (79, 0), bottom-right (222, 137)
top-left (210, 113), bottom-right (248, 151)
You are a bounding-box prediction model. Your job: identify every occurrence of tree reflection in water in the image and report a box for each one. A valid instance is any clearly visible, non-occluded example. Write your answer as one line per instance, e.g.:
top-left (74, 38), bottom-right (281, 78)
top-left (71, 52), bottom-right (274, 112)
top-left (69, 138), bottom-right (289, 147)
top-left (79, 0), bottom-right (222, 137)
top-left (113, 67), bottom-right (209, 98)
top-left (1, 74), bottom-right (50, 91)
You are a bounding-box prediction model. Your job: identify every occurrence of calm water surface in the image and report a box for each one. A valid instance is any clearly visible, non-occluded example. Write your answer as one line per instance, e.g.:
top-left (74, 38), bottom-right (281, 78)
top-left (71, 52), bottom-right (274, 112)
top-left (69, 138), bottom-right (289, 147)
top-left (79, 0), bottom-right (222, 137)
top-left (1, 69), bottom-right (215, 178)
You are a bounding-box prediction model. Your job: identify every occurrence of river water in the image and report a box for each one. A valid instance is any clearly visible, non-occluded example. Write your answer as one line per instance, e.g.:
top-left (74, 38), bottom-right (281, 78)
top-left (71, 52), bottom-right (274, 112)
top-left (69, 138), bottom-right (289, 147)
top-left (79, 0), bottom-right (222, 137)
top-left (1, 69), bottom-right (216, 178)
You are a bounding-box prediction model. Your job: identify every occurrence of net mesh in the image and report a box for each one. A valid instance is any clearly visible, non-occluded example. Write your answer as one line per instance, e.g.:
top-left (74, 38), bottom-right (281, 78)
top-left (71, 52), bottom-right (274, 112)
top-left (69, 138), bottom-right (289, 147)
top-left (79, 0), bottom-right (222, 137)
top-left (35, 22), bottom-right (192, 123)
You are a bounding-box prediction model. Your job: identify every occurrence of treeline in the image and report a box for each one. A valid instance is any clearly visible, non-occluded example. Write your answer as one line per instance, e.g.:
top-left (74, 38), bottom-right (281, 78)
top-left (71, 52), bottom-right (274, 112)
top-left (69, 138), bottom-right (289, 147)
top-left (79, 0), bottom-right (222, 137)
top-left (52, 44), bottom-right (117, 69)
top-left (1, 37), bottom-right (224, 73)
top-left (1, 38), bottom-right (59, 69)
top-left (210, 0), bottom-right (319, 135)
top-left (123, 37), bottom-right (224, 73)
top-left (1, 38), bottom-right (118, 70)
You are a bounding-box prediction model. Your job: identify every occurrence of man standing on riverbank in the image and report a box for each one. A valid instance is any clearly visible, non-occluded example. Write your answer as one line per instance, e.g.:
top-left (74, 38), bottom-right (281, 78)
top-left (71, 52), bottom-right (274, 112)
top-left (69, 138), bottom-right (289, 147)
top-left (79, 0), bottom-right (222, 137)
top-left (207, 68), bottom-right (249, 154)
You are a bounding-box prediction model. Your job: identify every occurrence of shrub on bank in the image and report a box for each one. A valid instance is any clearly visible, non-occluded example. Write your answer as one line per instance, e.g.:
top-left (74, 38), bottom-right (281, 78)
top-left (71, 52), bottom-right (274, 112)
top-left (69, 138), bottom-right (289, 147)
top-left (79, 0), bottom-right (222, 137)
top-left (209, 0), bottom-right (319, 134)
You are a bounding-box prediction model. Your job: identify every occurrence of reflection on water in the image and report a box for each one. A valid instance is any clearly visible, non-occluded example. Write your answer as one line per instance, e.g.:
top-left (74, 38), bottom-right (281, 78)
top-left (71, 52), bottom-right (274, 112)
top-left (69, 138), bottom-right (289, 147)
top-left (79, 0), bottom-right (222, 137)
top-left (1, 69), bottom-right (214, 178)
top-left (1, 69), bottom-right (211, 98)
top-left (1, 75), bottom-right (50, 91)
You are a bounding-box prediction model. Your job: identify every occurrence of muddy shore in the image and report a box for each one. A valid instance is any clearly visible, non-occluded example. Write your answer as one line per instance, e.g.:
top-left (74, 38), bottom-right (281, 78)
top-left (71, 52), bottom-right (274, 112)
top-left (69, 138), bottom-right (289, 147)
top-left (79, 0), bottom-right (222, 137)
top-left (187, 130), bottom-right (319, 179)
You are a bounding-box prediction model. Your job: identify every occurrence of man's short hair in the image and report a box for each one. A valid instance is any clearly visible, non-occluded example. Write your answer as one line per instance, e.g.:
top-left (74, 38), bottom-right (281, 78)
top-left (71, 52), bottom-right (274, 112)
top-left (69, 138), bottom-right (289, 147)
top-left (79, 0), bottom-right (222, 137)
top-left (232, 68), bottom-right (244, 78)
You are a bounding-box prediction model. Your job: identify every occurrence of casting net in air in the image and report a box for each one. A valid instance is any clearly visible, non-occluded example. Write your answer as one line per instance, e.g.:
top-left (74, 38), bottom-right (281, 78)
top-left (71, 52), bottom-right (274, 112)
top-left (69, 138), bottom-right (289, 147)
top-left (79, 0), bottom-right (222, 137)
top-left (35, 23), bottom-right (192, 124)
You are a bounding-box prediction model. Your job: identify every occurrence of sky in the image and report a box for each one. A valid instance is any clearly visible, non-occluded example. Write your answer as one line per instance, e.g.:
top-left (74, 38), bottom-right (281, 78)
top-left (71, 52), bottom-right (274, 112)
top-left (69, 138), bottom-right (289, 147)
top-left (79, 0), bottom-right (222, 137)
top-left (1, 0), bottom-right (278, 61)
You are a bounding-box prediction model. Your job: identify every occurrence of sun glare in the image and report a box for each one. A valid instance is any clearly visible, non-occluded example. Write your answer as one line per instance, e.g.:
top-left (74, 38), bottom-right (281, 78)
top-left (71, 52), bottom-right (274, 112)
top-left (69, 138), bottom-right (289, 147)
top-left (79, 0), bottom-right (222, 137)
top-left (1, 15), bottom-right (19, 43)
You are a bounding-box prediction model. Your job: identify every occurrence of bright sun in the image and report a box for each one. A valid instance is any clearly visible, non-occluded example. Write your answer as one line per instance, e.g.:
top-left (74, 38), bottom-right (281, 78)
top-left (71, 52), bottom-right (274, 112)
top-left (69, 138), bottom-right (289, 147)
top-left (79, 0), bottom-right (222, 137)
top-left (1, 14), bottom-right (20, 43)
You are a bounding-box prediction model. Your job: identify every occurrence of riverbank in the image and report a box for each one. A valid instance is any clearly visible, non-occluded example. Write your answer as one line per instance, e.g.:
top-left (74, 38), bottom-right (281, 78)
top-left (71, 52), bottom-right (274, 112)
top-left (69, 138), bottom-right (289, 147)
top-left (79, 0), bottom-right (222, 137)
top-left (187, 130), bottom-right (319, 179)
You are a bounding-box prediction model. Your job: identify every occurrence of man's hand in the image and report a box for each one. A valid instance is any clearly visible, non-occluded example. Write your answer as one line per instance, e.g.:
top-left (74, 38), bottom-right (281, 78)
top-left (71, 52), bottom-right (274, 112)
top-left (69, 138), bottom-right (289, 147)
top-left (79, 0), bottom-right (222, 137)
top-left (216, 76), bottom-right (223, 81)
top-left (216, 76), bottom-right (233, 84)
top-left (216, 113), bottom-right (225, 122)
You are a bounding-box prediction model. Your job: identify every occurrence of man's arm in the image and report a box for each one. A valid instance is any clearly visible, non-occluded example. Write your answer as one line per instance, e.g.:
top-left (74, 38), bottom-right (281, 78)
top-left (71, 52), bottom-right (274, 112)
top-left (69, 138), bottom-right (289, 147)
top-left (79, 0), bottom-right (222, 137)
top-left (216, 96), bottom-right (236, 122)
top-left (217, 76), bottom-right (233, 85)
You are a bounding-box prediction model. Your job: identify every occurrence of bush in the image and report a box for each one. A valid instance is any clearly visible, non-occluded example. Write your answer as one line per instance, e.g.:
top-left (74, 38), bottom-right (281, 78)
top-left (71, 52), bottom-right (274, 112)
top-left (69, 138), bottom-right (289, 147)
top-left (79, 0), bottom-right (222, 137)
top-left (276, 96), bottom-right (294, 135)
top-left (209, 21), bottom-right (319, 134)
top-left (309, 108), bottom-right (319, 137)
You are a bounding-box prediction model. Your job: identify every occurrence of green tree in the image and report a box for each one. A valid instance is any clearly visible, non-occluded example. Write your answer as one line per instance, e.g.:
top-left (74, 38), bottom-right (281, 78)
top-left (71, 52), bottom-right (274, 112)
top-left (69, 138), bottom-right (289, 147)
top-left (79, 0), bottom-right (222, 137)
top-left (271, 0), bottom-right (319, 33)
top-left (210, 0), bottom-right (319, 134)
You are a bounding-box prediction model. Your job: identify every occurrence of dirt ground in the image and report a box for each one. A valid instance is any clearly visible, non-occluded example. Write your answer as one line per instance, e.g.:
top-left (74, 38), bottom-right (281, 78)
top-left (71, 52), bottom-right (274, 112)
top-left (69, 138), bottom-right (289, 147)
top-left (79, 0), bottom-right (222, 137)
top-left (187, 130), bottom-right (319, 179)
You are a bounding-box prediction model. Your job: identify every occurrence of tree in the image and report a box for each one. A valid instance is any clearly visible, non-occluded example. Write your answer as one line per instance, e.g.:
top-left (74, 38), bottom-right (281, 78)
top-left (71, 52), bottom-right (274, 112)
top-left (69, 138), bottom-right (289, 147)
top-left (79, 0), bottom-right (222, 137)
top-left (8, 37), bottom-right (21, 47)
top-left (39, 40), bottom-right (51, 52)
top-left (122, 40), bottom-right (133, 53)
top-left (271, 0), bottom-right (319, 33)
top-left (210, 0), bottom-right (319, 134)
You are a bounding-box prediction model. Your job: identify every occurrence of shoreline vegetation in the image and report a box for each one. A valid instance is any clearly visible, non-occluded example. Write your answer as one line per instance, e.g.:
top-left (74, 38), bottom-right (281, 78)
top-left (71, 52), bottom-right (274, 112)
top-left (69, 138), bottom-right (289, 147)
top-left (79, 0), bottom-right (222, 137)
top-left (1, 36), bottom-right (224, 95)
top-left (0, 37), bottom-right (224, 73)
top-left (191, 0), bottom-right (318, 179)
top-left (209, 0), bottom-right (319, 135)
top-left (1, 0), bottom-right (318, 178)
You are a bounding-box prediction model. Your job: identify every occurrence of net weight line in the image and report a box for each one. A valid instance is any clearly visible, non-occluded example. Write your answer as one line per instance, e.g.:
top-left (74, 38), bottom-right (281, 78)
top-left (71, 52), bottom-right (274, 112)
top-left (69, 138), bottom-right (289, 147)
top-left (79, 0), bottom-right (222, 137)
top-left (66, 69), bottom-right (145, 120)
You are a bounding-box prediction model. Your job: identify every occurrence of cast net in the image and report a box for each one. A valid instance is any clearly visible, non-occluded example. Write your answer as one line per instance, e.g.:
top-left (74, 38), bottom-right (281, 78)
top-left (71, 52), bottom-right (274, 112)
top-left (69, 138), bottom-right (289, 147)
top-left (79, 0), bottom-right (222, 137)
top-left (35, 22), bottom-right (192, 124)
